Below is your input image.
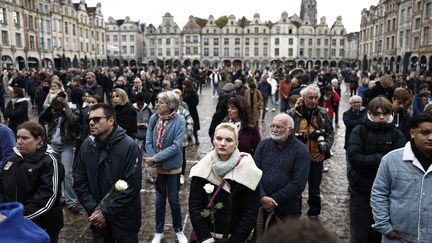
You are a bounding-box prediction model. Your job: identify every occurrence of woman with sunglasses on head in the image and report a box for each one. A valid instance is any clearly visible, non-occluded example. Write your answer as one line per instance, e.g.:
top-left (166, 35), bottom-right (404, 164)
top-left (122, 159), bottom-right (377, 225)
top-left (347, 96), bottom-right (406, 243)
top-left (0, 121), bottom-right (65, 243)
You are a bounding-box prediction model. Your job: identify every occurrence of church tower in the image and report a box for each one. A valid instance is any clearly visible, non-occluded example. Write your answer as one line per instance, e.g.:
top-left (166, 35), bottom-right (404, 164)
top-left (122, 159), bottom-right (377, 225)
top-left (300, 0), bottom-right (318, 26)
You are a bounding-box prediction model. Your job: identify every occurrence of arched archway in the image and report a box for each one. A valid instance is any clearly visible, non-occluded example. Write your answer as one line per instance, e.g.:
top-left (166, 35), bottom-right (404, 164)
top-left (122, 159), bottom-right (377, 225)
top-left (410, 56), bottom-right (418, 71)
top-left (420, 55), bottom-right (427, 74)
top-left (174, 60), bottom-right (181, 68)
top-left (322, 60), bottom-right (329, 68)
top-left (192, 59), bottom-right (201, 68)
top-left (306, 60), bottom-right (313, 70)
top-left (232, 60), bottom-right (242, 69)
top-left (16, 56), bottom-right (26, 70)
top-left (330, 60), bottom-right (337, 68)
top-left (42, 58), bottom-right (53, 68)
top-left (338, 61), bottom-right (344, 69)
top-left (223, 60), bottom-right (232, 68)
top-left (164, 59), bottom-right (172, 68)
top-left (390, 57), bottom-right (395, 73)
top-left (54, 55), bottom-right (62, 69)
top-left (297, 60), bottom-right (305, 68)
top-left (1, 55), bottom-right (13, 68)
top-left (156, 59), bottom-right (163, 68)
top-left (184, 59), bottom-right (191, 67)
top-left (27, 57), bottom-right (39, 69)
top-left (123, 60), bottom-right (129, 67)
top-left (148, 60), bottom-right (155, 67)
top-left (315, 60), bottom-right (321, 69)
top-left (285, 60), bottom-right (296, 68)
top-left (72, 56), bottom-right (79, 68)
top-left (101, 59), bottom-right (106, 67)
top-left (396, 56), bottom-right (402, 73)
top-left (113, 59), bottom-right (120, 67)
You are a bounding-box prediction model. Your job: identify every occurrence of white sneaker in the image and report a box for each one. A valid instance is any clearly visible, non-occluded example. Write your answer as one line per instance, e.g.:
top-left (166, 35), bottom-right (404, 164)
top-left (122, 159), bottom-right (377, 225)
top-left (151, 233), bottom-right (164, 243)
top-left (180, 175), bottom-right (185, 185)
top-left (176, 231), bottom-right (188, 243)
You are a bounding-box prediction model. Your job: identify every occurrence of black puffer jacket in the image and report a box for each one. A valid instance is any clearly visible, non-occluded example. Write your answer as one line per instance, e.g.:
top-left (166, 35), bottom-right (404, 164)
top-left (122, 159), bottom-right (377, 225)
top-left (73, 125), bottom-right (142, 239)
top-left (0, 144), bottom-right (65, 235)
top-left (347, 119), bottom-right (406, 195)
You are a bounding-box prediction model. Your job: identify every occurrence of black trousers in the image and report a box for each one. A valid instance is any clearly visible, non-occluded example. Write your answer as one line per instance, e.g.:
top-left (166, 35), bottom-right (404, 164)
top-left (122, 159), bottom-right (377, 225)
top-left (349, 191), bottom-right (381, 243)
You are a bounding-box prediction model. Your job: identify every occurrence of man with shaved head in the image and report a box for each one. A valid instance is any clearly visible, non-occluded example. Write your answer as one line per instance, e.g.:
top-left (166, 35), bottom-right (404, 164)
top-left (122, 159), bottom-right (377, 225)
top-left (254, 113), bottom-right (310, 222)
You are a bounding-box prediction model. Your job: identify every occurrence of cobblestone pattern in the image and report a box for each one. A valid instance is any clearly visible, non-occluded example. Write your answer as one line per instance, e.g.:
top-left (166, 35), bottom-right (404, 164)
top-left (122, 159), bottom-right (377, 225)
top-left (56, 84), bottom-right (352, 243)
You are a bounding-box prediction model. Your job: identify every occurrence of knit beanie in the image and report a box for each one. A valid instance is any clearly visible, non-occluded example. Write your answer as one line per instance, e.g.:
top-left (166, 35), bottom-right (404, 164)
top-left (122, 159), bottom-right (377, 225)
top-left (0, 202), bottom-right (50, 243)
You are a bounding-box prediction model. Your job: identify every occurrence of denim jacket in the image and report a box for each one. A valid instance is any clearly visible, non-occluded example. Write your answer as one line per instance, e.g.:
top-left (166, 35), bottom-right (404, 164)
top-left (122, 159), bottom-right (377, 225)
top-left (371, 142), bottom-right (432, 243)
top-left (145, 113), bottom-right (185, 170)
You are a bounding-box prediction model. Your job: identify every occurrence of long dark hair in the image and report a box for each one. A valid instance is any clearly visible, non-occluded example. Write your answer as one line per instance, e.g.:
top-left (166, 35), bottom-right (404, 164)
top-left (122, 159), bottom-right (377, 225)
top-left (227, 96), bottom-right (255, 128)
top-left (182, 79), bottom-right (196, 99)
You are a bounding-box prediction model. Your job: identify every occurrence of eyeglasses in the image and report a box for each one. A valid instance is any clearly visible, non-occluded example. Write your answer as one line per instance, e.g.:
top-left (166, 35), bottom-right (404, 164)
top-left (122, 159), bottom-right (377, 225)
top-left (88, 116), bottom-right (108, 123)
top-left (371, 112), bottom-right (391, 116)
top-left (270, 124), bottom-right (288, 130)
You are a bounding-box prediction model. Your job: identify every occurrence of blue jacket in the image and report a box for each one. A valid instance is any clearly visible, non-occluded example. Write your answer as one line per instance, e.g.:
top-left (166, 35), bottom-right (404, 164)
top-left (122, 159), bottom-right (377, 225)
top-left (371, 142), bottom-right (432, 243)
top-left (254, 136), bottom-right (310, 217)
top-left (145, 113), bottom-right (185, 170)
top-left (0, 124), bottom-right (15, 172)
top-left (413, 93), bottom-right (431, 116)
top-left (0, 202), bottom-right (50, 243)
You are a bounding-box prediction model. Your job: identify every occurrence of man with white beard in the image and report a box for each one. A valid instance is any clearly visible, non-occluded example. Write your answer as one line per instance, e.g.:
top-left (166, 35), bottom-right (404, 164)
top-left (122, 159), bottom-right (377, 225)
top-left (254, 114), bottom-right (310, 221)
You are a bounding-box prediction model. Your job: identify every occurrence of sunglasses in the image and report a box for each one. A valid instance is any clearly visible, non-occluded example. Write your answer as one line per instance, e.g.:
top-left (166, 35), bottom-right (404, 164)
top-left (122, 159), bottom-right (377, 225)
top-left (88, 116), bottom-right (108, 123)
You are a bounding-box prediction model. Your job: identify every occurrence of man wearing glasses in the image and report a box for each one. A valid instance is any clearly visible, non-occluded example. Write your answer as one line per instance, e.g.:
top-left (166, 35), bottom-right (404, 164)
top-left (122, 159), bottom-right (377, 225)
top-left (74, 103), bottom-right (142, 242)
top-left (286, 84), bottom-right (334, 220)
top-left (254, 113), bottom-right (310, 221)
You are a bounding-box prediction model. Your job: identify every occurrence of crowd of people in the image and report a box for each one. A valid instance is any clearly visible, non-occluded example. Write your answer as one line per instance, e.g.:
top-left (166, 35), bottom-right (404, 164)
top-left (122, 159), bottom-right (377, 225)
top-left (0, 63), bottom-right (431, 243)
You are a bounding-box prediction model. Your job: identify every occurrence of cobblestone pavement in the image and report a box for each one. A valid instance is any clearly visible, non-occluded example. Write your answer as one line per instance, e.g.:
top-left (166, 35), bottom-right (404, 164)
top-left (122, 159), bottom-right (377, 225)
top-left (53, 83), bottom-right (352, 243)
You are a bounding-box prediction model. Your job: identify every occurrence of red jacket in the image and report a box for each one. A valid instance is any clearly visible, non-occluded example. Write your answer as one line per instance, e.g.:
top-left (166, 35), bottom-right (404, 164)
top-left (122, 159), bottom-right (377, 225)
top-left (320, 91), bottom-right (340, 120)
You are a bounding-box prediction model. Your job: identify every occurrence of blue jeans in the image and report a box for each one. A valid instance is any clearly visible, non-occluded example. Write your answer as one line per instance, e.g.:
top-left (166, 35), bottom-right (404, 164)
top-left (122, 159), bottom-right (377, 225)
top-left (280, 97), bottom-right (289, 112)
top-left (51, 144), bottom-right (78, 207)
top-left (212, 82), bottom-right (220, 96)
top-left (155, 173), bottom-right (183, 233)
top-left (307, 161), bottom-right (323, 217)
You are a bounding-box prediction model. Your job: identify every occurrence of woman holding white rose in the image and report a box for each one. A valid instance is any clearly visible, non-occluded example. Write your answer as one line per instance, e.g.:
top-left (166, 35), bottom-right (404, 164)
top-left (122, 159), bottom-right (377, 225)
top-left (189, 123), bottom-right (262, 243)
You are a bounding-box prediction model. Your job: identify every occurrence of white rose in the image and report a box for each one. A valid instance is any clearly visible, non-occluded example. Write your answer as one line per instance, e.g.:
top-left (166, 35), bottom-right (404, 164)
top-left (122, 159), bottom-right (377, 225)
top-left (115, 180), bottom-right (129, 191)
top-left (203, 183), bottom-right (215, 194)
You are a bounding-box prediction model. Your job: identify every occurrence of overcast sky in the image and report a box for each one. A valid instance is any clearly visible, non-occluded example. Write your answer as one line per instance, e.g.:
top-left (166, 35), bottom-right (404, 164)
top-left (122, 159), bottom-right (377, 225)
top-left (85, 0), bottom-right (378, 33)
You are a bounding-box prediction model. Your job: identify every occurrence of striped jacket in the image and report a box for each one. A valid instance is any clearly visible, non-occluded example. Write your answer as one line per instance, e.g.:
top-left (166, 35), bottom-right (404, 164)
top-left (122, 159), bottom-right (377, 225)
top-left (0, 144), bottom-right (65, 235)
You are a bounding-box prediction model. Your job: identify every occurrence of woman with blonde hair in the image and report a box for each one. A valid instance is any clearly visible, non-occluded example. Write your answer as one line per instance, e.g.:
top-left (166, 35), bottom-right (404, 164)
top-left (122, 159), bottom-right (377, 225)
top-left (111, 88), bottom-right (137, 138)
top-left (43, 80), bottom-right (64, 109)
top-left (189, 123), bottom-right (262, 243)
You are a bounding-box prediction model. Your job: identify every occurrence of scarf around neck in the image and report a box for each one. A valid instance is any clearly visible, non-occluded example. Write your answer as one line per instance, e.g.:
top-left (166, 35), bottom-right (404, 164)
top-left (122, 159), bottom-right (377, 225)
top-left (212, 148), bottom-right (240, 178)
top-left (156, 111), bottom-right (176, 151)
